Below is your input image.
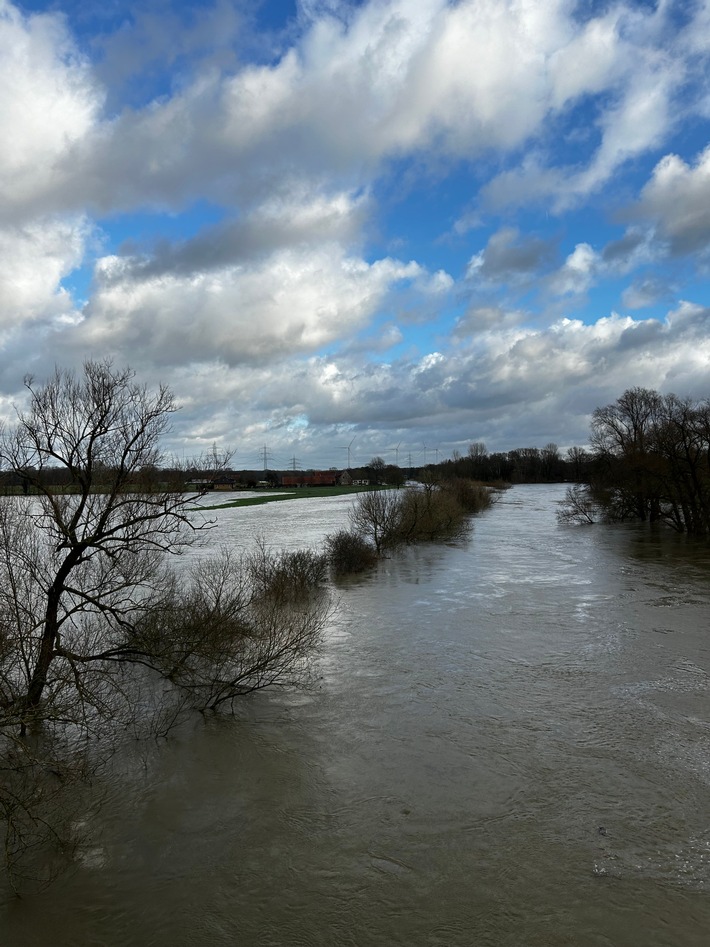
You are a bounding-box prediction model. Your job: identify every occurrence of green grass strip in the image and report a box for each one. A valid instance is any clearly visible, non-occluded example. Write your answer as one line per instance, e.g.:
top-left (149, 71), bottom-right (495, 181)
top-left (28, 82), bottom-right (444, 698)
top-left (198, 485), bottom-right (378, 510)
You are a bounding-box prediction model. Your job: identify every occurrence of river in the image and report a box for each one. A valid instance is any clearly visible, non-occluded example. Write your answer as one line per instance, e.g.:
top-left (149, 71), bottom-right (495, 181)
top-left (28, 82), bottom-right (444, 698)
top-left (3, 484), bottom-right (710, 946)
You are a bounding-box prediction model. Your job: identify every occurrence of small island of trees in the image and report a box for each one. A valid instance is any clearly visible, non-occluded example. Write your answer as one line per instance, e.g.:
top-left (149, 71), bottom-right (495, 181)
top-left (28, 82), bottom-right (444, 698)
top-left (558, 388), bottom-right (710, 537)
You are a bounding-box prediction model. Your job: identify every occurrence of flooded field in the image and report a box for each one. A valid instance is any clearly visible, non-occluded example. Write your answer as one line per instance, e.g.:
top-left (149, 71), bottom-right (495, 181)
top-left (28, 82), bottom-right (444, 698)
top-left (4, 484), bottom-right (710, 946)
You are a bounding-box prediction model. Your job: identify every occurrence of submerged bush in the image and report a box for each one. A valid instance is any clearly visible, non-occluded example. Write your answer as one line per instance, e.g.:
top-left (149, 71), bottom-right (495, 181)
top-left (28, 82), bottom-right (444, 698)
top-left (325, 529), bottom-right (378, 576)
top-left (396, 487), bottom-right (469, 543)
top-left (247, 539), bottom-right (328, 602)
top-left (1, 538), bottom-right (332, 891)
top-left (439, 478), bottom-right (494, 515)
top-left (132, 546), bottom-right (332, 713)
top-left (344, 478), bottom-right (491, 556)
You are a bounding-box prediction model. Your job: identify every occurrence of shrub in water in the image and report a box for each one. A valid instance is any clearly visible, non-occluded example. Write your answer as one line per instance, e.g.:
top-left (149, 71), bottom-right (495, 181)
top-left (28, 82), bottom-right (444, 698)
top-left (396, 487), bottom-right (468, 543)
top-left (325, 529), bottom-right (378, 575)
top-left (440, 478), bottom-right (493, 514)
top-left (248, 540), bottom-right (328, 602)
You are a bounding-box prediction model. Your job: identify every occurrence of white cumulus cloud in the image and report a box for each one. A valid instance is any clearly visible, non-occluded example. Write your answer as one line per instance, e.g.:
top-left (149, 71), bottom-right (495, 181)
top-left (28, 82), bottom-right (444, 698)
top-left (0, 1), bottom-right (100, 221)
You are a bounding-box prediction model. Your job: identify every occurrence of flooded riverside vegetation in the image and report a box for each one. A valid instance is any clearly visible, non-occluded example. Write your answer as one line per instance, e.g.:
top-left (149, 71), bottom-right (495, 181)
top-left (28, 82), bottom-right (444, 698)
top-left (3, 484), bottom-right (710, 945)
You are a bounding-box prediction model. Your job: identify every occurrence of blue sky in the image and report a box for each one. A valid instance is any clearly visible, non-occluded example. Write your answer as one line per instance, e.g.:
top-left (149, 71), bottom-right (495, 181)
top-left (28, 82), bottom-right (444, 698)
top-left (1, 0), bottom-right (709, 469)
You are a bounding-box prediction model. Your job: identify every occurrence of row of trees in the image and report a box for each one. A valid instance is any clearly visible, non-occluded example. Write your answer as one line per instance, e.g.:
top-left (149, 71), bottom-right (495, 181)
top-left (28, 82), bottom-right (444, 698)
top-left (327, 477), bottom-right (495, 574)
top-left (439, 442), bottom-right (590, 484)
top-left (560, 388), bottom-right (710, 536)
top-left (354, 444), bottom-right (590, 490)
top-left (0, 442), bottom-right (590, 499)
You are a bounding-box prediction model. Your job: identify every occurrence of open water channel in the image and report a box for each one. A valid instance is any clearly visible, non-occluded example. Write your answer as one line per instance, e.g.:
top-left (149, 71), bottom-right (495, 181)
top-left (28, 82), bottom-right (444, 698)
top-left (3, 484), bottom-right (710, 946)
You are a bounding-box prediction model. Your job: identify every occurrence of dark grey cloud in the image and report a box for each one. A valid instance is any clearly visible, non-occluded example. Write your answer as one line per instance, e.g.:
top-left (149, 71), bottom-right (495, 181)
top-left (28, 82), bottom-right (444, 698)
top-left (452, 305), bottom-right (523, 340)
top-left (617, 318), bottom-right (663, 349)
top-left (602, 229), bottom-right (645, 265)
top-left (468, 227), bottom-right (556, 284)
top-left (115, 191), bottom-right (370, 282)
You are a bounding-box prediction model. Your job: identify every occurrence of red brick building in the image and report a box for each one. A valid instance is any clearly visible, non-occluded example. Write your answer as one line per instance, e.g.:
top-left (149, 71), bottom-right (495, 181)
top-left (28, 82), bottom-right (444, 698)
top-left (280, 470), bottom-right (341, 487)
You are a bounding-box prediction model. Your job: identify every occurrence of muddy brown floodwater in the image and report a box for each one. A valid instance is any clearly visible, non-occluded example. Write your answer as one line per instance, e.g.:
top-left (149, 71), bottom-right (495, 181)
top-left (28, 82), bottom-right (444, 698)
top-left (4, 484), bottom-right (710, 946)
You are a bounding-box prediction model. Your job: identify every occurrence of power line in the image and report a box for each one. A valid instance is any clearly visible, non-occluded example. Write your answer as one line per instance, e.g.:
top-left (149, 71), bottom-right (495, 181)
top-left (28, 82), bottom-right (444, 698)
top-left (259, 444), bottom-right (273, 473)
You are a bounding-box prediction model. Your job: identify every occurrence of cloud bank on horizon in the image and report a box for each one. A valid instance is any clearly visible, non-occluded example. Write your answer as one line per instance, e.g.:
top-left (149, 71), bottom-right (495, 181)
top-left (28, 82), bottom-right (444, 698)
top-left (1, 0), bottom-right (709, 468)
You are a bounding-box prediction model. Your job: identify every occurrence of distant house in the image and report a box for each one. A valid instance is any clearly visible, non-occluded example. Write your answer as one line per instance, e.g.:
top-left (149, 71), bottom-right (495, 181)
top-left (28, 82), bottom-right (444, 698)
top-left (186, 475), bottom-right (244, 491)
top-left (339, 470), bottom-right (353, 486)
top-left (280, 470), bottom-right (340, 488)
top-left (343, 468), bottom-right (370, 486)
top-left (212, 475), bottom-right (241, 491)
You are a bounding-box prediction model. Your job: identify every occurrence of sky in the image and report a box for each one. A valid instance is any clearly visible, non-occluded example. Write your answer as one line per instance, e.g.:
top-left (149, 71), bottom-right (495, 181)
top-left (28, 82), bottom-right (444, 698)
top-left (1, 0), bottom-right (709, 470)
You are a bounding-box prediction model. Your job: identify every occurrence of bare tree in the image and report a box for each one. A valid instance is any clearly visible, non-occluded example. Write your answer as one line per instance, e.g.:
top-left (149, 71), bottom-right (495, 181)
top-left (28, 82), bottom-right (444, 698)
top-left (348, 489), bottom-right (403, 554)
top-left (541, 442), bottom-right (560, 481)
top-left (0, 361), bottom-right (221, 727)
top-left (347, 481), bottom-right (482, 553)
top-left (0, 361), bottom-right (330, 889)
top-left (556, 484), bottom-right (598, 525)
top-left (467, 441), bottom-right (488, 479)
top-left (590, 387), bottom-right (663, 522)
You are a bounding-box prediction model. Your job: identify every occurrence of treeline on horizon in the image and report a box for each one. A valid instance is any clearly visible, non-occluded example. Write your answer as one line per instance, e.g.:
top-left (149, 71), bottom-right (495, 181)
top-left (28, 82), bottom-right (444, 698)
top-left (0, 441), bottom-right (592, 492)
top-left (3, 387), bottom-right (707, 516)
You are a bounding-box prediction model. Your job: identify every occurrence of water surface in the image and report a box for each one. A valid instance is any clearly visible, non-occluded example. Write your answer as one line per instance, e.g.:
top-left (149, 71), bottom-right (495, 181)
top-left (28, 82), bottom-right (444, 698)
top-left (4, 484), bottom-right (710, 946)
